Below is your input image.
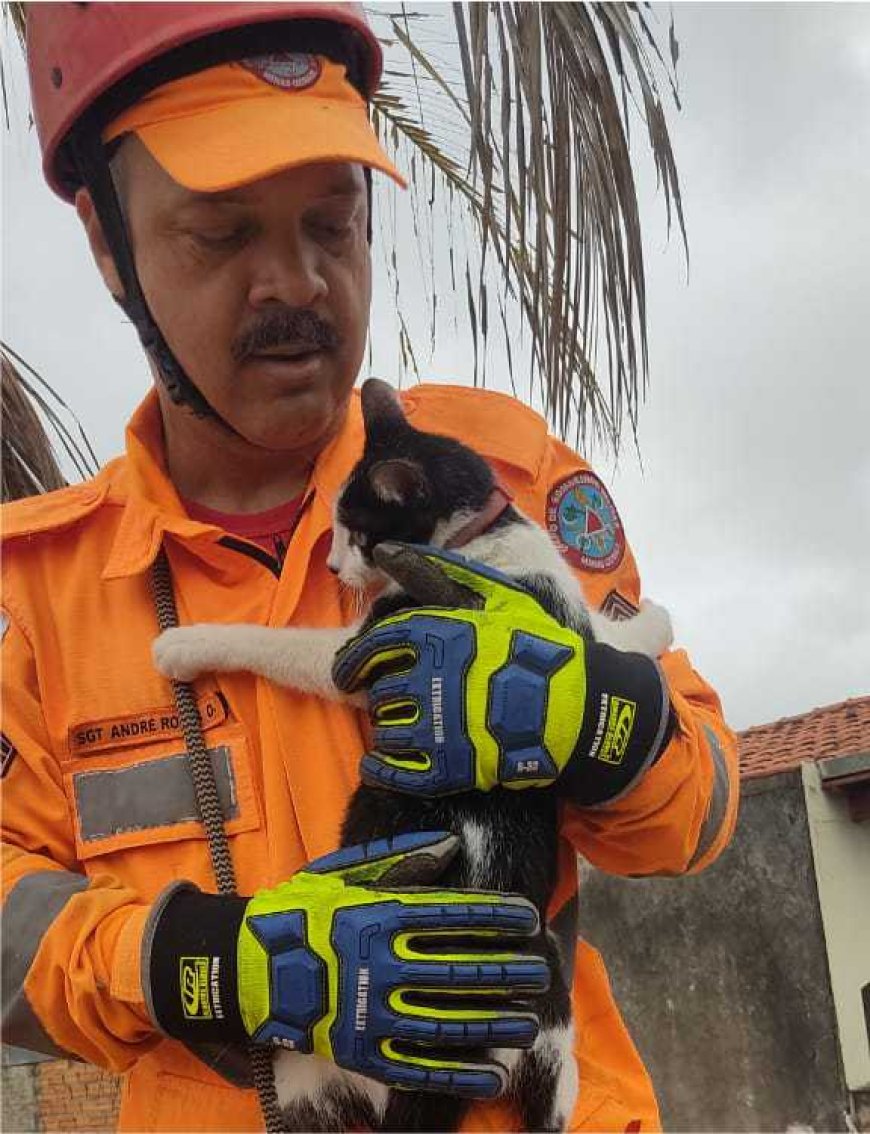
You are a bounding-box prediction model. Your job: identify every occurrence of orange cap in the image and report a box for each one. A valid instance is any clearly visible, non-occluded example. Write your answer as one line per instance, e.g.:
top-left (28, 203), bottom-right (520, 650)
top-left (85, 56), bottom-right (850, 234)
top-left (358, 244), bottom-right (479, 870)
top-left (103, 52), bottom-right (407, 192)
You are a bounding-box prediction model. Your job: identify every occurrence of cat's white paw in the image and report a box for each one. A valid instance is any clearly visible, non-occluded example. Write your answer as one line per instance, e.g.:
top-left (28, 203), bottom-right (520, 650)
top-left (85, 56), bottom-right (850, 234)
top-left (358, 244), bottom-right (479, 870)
top-left (273, 1049), bottom-right (389, 1129)
top-left (506, 1023), bottom-right (578, 1132)
top-left (589, 600), bottom-right (674, 658)
top-left (540, 1023), bottom-right (579, 1131)
top-left (635, 599), bottom-right (674, 657)
top-left (152, 625), bottom-right (224, 680)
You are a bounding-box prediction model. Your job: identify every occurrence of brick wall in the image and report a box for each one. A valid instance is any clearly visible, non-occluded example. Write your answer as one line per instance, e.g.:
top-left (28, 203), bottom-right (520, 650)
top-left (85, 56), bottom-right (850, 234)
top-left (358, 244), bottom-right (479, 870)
top-left (1, 1059), bottom-right (120, 1133)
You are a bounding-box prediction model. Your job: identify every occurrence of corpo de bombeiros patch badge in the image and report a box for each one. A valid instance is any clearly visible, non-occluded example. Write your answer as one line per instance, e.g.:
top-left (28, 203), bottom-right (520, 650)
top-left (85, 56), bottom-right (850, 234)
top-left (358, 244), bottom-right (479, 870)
top-left (241, 53), bottom-right (322, 91)
top-left (547, 470), bottom-right (625, 572)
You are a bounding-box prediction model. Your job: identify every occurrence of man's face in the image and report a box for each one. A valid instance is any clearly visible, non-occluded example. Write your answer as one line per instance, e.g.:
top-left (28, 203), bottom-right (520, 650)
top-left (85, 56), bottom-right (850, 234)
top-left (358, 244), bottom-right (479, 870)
top-left (83, 139), bottom-right (372, 453)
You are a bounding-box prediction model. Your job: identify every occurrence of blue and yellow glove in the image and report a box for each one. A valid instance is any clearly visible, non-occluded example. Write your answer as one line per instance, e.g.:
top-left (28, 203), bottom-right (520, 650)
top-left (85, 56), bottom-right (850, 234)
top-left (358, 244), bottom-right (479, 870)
top-left (333, 546), bottom-right (673, 805)
top-left (145, 832), bottom-right (549, 1097)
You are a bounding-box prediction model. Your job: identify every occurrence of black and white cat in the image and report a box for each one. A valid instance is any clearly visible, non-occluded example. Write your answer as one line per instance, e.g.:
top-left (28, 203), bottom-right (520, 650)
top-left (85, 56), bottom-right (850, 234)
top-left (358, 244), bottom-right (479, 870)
top-left (153, 379), bottom-right (673, 1132)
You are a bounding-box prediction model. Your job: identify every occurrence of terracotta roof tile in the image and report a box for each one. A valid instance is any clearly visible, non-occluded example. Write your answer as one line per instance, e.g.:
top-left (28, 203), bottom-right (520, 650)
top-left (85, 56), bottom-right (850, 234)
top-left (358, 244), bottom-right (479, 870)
top-left (738, 695), bottom-right (870, 779)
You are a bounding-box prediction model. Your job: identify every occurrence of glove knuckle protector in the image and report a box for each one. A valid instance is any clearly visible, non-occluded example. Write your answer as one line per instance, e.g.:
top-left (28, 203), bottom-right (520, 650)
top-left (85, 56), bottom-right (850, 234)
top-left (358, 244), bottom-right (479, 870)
top-left (144, 833), bottom-right (549, 1096)
top-left (341, 547), bottom-right (673, 802)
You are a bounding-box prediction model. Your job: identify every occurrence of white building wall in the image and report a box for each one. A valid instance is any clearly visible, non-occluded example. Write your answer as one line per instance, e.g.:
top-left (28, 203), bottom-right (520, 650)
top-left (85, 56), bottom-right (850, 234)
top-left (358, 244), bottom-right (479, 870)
top-left (803, 760), bottom-right (870, 1091)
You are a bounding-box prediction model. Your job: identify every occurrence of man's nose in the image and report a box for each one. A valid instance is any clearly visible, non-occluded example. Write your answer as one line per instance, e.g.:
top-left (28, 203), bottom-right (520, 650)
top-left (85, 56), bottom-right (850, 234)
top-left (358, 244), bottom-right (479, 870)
top-left (247, 243), bottom-right (327, 310)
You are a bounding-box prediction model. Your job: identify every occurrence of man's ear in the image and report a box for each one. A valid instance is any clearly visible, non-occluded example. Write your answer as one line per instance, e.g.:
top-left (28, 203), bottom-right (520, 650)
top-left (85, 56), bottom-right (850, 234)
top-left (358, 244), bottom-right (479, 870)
top-left (75, 187), bottom-right (125, 302)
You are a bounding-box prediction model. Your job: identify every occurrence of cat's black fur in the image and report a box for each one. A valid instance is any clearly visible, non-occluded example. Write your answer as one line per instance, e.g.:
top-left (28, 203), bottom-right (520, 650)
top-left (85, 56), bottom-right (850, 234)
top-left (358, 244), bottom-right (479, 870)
top-left (304, 382), bottom-right (582, 1133)
top-left (151, 382), bottom-right (667, 1128)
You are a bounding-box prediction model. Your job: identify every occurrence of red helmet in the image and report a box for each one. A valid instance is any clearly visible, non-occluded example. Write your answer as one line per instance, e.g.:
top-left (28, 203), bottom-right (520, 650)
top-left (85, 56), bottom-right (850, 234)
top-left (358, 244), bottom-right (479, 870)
top-left (26, 2), bottom-right (383, 201)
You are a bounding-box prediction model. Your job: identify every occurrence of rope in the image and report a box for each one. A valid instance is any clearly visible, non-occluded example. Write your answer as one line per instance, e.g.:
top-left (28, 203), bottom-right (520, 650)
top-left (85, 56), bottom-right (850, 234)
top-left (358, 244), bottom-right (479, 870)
top-left (150, 547), bottom-right (285, 1133)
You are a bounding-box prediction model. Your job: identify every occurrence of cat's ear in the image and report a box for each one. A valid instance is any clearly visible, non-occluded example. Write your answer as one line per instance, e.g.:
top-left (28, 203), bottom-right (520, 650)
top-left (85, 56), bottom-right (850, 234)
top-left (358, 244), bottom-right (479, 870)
top-left (361, 378), bottom-right (408, 438)
top-left (368, 459), bottom-right (430, 507)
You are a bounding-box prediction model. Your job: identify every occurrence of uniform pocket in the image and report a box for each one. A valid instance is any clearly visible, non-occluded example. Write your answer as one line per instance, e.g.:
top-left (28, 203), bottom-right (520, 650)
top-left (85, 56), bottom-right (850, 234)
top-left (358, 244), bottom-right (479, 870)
top-left (63, 724), bottom-right (261, 865)
top-left (120, 1066), bottom-right (261, 1133)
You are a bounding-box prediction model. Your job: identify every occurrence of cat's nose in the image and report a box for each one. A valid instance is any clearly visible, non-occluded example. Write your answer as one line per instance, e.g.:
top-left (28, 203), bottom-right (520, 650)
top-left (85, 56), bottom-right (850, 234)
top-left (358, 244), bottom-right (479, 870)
top-left (327, 561), bottom-right (340, 575)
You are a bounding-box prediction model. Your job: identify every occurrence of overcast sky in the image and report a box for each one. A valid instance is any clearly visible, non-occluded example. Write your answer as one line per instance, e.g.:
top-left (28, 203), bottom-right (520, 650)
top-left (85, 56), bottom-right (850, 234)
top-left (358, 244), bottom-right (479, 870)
top-left (2, 3), bottom-right (869, 732)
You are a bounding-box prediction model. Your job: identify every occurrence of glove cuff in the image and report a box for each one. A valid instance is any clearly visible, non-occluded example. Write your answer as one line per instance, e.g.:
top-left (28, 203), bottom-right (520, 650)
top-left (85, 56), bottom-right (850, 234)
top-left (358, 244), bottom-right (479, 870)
top-left (561, 643), bottom-right (675, 806)
top-left (145, 883), bottom-right (248, 1043)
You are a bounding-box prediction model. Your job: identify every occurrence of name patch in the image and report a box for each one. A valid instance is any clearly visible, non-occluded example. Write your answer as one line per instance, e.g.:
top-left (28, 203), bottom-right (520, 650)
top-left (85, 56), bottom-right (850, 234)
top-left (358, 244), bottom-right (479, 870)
top-left (69, 692), bottom-right (227, 756)
top-left (547, 470), bottom-right (625, 573)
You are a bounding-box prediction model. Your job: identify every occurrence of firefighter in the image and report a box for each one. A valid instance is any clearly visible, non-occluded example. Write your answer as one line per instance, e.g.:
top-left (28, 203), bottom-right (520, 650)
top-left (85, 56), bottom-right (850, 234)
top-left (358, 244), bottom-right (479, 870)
top-left (1, 5), bottom-right (738, 1131)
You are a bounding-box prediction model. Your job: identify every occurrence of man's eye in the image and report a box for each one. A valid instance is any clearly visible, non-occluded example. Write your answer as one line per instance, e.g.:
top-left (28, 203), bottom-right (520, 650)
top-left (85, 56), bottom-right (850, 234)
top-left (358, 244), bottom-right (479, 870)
top-left (309, 210), bottom-right (358, 242)
top-left (189, 227), bottom-right (249, 250)
top-left (314, 221), bottom-right (352, 240)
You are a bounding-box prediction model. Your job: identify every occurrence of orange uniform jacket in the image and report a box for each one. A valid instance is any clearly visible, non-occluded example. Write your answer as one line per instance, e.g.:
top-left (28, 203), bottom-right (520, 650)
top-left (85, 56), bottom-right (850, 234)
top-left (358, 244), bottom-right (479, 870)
top-left (1, 384), bottom-right (738, 1132)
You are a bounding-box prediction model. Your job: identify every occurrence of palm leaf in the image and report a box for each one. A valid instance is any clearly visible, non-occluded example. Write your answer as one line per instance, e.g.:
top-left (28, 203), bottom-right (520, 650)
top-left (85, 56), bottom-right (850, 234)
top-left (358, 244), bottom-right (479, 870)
top-left (1, 351), bottom-right (65, 501)
top-left (1, 361), bottom-right (65, 500)
top-left (1, 343), bottom-right (100, 501)
top-left (368, 3), bottom-right (686, 451)
top-left (3, 2), bottom-right (685, 455)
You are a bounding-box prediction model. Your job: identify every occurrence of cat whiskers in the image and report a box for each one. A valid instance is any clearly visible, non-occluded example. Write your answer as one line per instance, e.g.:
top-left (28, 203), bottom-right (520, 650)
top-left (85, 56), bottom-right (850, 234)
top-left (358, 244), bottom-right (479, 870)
top-left (337, 578), bottom-right (369, 621)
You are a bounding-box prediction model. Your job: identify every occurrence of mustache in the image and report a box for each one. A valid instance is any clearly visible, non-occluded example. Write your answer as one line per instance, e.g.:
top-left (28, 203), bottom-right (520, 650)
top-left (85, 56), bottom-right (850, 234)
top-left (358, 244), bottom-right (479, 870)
top-left (232, 308), bottom-right (340, 363)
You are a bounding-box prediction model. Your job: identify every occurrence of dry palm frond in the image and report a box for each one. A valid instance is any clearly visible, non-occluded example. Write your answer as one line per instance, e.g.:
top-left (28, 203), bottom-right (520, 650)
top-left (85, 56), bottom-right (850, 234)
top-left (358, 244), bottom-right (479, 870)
top-left (2, 352), bottom-right (65, 500)
top-left (3, 2), bottom-right (684, 454)
top-left (3, 0), bottom-right (22, 39)
top-left (1, 1), bottom-right (25, 121)
top-left (369, 3), bottom-right (685, 452)
top-left (3, 7), bottom-right (100, 500)
top-left (1, 343), bottom-right (99, 501)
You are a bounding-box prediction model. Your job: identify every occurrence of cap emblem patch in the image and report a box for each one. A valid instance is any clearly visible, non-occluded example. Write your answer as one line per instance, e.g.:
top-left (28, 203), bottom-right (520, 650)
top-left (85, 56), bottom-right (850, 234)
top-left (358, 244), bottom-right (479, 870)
top-left (547, 470), bottom-right (625, 572)
top-left (241, 53), bottom-right (322, 91)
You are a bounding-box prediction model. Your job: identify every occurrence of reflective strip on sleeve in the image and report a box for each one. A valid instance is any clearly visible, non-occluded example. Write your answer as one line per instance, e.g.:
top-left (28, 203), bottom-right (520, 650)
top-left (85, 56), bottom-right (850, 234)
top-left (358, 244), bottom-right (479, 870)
top-left (2, 869), bottom-right (89, 1058)
top-left (72, 745), bottom-right (238, 843)
top-left (687, 725), bottom-right (733, 870)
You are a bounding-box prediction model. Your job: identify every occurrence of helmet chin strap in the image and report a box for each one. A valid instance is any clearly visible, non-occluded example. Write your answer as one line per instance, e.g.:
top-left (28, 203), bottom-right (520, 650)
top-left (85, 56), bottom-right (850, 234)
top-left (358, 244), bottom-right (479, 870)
top-left (72, 126), bottom-right (375, 445)
top-left (72, 125), bottom-right (247, 437)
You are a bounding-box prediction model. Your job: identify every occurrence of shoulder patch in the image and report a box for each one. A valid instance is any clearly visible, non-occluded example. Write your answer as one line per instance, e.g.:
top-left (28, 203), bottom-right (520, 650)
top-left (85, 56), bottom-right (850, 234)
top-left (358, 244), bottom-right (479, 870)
top-left (547, 470), bottom-right (625, 573)
top-left (600, 589), bottom-right (639, 621)
top-left (1, 732), bottom-right (18, 778)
